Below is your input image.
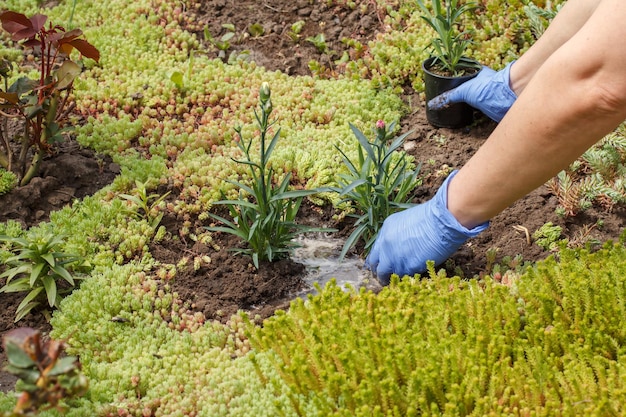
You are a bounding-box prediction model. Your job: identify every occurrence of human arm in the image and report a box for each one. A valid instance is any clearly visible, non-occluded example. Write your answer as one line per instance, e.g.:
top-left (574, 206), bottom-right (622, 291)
top-left (367, 0), bottom-right (626, 282)
top-left (447, 0), bottom-right (626, 229)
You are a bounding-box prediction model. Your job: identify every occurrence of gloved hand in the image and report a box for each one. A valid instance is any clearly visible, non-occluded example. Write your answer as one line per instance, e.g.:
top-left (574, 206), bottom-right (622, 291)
top-left (365, 171), bottom-right (489, 285)
top-left (428, 61), bottom-right (517, 123)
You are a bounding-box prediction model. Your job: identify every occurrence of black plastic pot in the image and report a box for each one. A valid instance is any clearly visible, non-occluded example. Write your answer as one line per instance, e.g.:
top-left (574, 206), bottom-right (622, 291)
top-left (422, 57), bottom-right (481, 129)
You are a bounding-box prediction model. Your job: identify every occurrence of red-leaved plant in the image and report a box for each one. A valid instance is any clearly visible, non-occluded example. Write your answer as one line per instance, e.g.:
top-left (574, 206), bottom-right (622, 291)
top-left (0, 11), bottom-right (99, 186)
top-left (2, 327), bottom-right (88, 416)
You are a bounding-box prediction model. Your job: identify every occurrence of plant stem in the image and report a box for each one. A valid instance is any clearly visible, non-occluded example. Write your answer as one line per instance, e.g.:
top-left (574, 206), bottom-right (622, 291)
top-left (20, 148), bottom-right (44, 186)
top-left (20, 93), bottom-right (58, 186)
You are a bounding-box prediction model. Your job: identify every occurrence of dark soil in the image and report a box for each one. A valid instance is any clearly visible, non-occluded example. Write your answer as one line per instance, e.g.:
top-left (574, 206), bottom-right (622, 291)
top-left (1, 0), bottom-right (625, 394)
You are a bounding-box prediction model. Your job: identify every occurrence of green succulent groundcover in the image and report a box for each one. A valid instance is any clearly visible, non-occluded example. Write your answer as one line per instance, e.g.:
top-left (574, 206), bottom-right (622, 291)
top-left (3, 0), bottom-right (626, 415)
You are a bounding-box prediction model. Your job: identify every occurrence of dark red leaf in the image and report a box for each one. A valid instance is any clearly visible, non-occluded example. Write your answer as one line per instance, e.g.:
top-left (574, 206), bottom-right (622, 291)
top-left (61, 28), bottom-right (83, 41)
top-left (0, 11), bottom-right (32, 35)
top-left (47, 31), bottom-right (63, 45)
top-left (13, 27), bottom-right (37, 41)
top-left (29, 13), bottom-right (47, 33)
top-left (22, 39), bottom-right (39, 48)
top-left (69, 38), bottom-right (100, 62)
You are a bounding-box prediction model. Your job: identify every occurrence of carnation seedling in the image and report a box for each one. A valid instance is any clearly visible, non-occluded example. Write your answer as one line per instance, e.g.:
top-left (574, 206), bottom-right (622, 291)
top-left (206, 83), bottom-right (334, 268)
top-left (119, 180), bottom-right (170, 230)
top-left (416, 0), bottom-right (480, 75)
top-left (332, 120), bottom-right (421, 259)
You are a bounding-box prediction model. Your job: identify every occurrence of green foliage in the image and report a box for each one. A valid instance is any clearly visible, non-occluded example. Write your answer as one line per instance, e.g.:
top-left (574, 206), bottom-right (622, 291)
top-left (49, 260), bottom-right (293, 416)
top-left (119, 180), bottom-right (170, 230)
top-left (533, 222), bottom-right (564, 251)
top-left (248, 23), bottom-right (265, 38)
top-left (250, 239), bottom-right (626, 415)
top-left (524, 1), bottom-right (562, 39)
top-left (416, 0), bottom-right (480, 75)
top-left (1, 328), bottom-right (88, 416)
top-left (204, 23), bottom-right (249, 63)
top-left (74, 114), bottom-right (143, 155)
top-left (0, 229), bottom-right (89, 322)
top-left (0, 11), bottom-right (99, 186)
top-left (306, 33), bottom-right (331, 55)
top-left (207, 83), bottom-right (334, 268)
top-left (331, 120), bottom-right (421, 259)
top-left (547, 124), bottom-right (626, 216)
top-left (0, 168), bottom-right (16, 195)
top-left (169, 52), bottom-right (195, 91)
top-left (288, 20), bottom-right (306, 42)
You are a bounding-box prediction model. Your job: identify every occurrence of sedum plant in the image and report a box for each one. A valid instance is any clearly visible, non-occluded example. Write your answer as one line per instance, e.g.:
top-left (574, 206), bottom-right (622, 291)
top-left (0, 11), bottom-right (99, 186)
top-left (533, 221), bottom-right (564, 251)
top-left (207, 83), bottom-right (333, 268)
top-left (332, 120), bottom-right (421, 259)
top-left (0, 229), bottom-right (89, 322)
top-left (249, 237), bottom-right (626, 416)
top-left (0, 168), bottom-right (16, 195)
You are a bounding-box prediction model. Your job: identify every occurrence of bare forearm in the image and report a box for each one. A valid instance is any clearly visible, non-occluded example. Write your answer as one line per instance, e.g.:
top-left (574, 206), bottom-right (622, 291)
top-left (510, 0), bottom-right (601, 95)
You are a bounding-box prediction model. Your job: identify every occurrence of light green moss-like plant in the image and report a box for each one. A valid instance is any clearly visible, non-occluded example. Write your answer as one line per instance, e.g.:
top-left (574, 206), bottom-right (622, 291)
top-left (249, 238), bottom-right (626, 415)
top-left (0, 168), bottom-right (16, 195)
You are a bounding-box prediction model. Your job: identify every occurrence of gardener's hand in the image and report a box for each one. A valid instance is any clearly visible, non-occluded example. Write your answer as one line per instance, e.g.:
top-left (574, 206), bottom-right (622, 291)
top-left (428, 61), bottom-right (517, 123)
top-left (364, 171), bottom-right (489, 285)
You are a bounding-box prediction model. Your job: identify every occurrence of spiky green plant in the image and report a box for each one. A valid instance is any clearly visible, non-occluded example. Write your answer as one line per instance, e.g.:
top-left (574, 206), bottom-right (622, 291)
top-left (119, 180), bottom-right (170, 230)
top-left (416, 0), bottom-right (480, 75)
top-left (206, 83), bottom-right (334, 268)
top-left (0, 229), bottom-right (89, 322)
top-left (332, 120), bottom-right (421, 259)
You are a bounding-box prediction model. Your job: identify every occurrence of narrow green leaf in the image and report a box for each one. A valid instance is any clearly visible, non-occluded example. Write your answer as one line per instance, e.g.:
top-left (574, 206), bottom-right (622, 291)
top-left (1, 277), bottom-right (32, 293)
top-left (41, 275), bottom-right (57, 307)
top-left (349, 123), bottom-right (377, 162)
top-left (51, 264), bottom-right (75, 286)
top-left (14, 300), bottom-right (40, 322)
top-left (29, 262), bottom-right (46, 287)
top-left (41, 252), bottom-right (55, 266)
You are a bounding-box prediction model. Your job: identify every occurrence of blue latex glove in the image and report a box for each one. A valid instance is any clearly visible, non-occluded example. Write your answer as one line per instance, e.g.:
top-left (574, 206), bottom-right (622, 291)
top-left (365, 171), bottom-right (489, 285)
top-left (428, 61), bottom-right (517, 123)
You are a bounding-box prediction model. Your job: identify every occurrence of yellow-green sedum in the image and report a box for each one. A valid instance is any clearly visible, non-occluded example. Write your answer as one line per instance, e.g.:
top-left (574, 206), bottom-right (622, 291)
top-left (48, 260), bottom-right (297, 416)
top-left (250, 239), bottom-right (626, 416)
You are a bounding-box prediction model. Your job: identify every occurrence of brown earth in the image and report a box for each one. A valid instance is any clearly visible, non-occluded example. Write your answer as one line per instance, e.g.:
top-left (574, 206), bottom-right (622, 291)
top-left (1, 0), bottom-right (625, 394)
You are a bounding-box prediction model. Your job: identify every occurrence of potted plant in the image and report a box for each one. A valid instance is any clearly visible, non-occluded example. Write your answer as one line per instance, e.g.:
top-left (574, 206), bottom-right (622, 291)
top-left (417, 0), bottom-right (482, 128)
